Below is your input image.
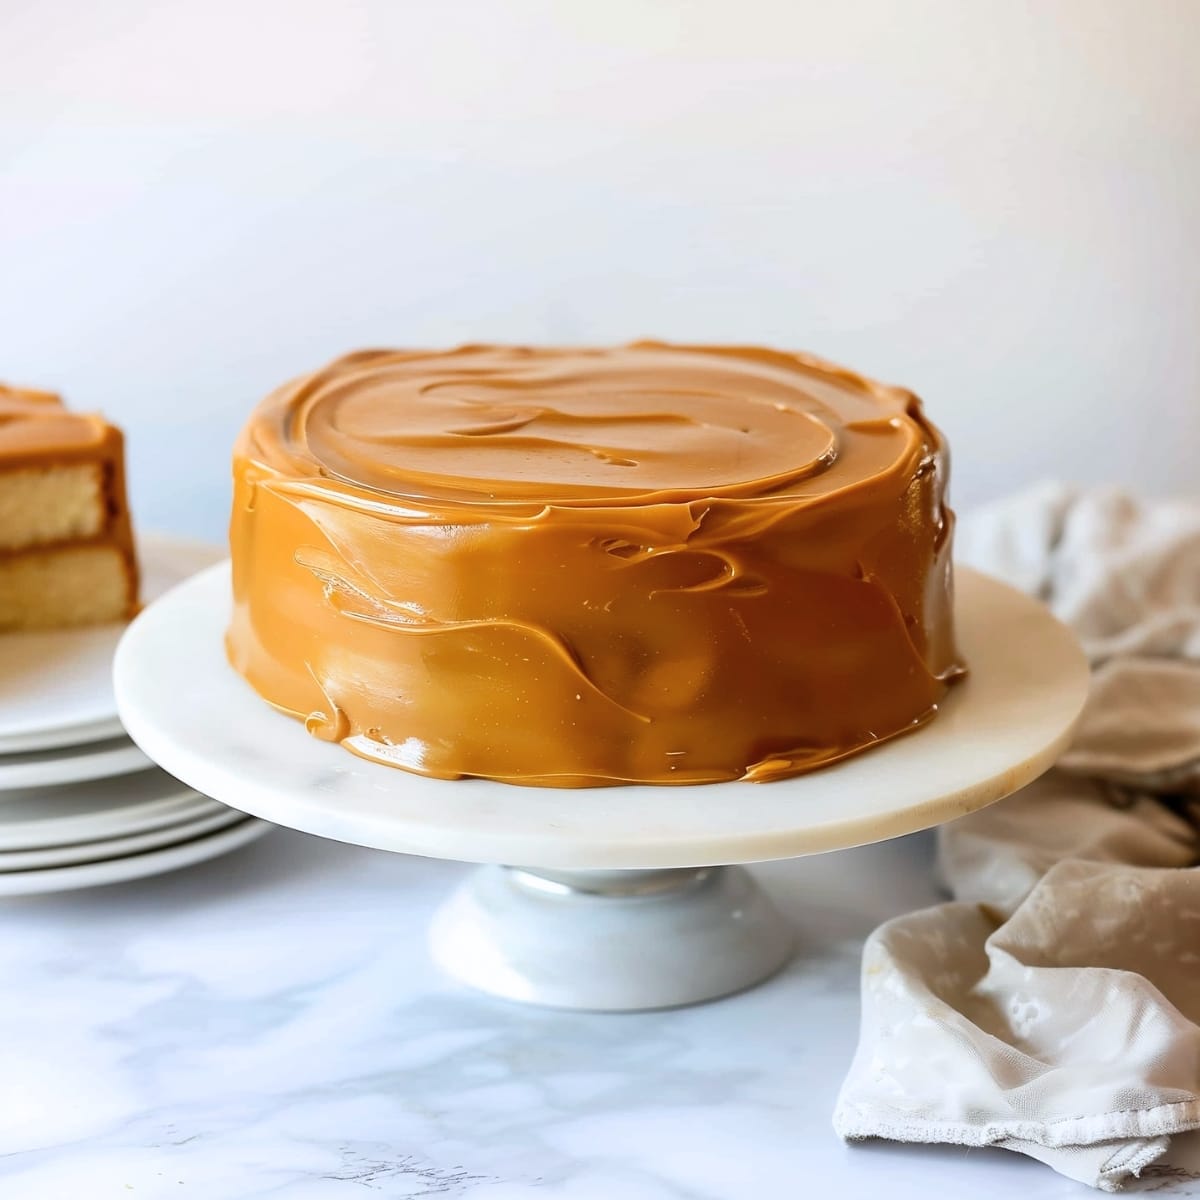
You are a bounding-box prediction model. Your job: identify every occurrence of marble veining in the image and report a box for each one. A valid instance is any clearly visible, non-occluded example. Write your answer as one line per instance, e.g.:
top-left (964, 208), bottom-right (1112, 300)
top-left (2, 830), bottom-right (1199, 1199)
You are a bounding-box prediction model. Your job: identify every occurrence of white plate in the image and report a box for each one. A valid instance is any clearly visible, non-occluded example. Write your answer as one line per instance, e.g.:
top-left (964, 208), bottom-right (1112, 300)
top-left (0, 735), bottom-right (152, 791)
top-left (0, 532), bottom-right (223, 755)
top-left (0, 767), bottom-right (221, 851)
top-left (0, 805), bottom-right (247, 871)
top-left (0, 818), bottom-right (272, 896)
top-left (5, 718), bottom-right (127, 756)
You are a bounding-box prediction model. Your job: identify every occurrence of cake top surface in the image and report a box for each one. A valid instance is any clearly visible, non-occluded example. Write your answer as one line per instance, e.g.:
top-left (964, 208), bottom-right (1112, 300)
top-left (0, 385), bottom-right (117, 465)
top-left (243, 343), bottom-right (940, 507)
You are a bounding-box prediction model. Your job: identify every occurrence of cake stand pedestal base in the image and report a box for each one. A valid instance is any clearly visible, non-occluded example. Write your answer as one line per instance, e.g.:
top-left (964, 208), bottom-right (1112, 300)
top-left (430, 864), bottom-right (793, 1010)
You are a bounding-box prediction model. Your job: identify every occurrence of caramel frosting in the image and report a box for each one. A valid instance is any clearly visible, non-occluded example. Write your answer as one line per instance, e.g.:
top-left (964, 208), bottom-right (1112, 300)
top-left (0, 384), bottom-right (121, 466)
top-left (227, 344), bottom-right (965, 786)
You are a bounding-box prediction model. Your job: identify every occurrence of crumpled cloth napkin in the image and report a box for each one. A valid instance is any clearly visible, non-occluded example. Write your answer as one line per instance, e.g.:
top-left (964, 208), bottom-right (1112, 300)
top-left (834, 484), bottom-right (1200, 1191)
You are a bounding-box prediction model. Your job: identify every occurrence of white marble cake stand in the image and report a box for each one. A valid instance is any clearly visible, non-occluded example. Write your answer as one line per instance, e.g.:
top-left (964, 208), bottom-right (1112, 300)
top-left (114, 564), bottom-right (1088, 1011)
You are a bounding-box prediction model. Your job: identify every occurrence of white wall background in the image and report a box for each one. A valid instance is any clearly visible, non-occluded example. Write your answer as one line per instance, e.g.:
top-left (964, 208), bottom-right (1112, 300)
top-left (2, 0), bottom-right (1196, 542)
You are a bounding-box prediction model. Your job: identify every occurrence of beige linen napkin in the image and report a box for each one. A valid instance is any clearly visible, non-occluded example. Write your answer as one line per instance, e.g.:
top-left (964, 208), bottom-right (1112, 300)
top-left (834, 485), bottom-right (1200, 1191)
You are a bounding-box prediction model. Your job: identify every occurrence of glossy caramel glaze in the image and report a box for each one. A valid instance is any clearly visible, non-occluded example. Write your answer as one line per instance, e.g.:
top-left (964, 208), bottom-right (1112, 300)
top-left (227, 344), bottom-right (965, 786)
top-left (0, 385), bottom-right (116, 464)
top-left (0, 383), bottom-right (139, 612)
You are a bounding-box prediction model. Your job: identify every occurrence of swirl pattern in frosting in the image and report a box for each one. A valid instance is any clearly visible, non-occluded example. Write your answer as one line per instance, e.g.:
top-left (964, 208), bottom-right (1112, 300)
top-left (227, 343), bottom-right (965, 786)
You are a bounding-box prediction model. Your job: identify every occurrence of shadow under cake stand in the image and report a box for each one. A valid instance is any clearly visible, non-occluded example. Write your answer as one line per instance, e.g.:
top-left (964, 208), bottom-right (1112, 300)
top-left (114, 565), bottom-right (1088, 1011)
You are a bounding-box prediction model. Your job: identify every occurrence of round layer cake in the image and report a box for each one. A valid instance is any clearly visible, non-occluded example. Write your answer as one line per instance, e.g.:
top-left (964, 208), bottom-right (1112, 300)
top-left (226, 343), bottom-right (965, 787)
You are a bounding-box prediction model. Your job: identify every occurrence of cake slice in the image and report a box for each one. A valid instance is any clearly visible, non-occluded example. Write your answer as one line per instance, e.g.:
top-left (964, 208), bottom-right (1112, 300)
top-left (0, 384), bottom-right (138, 630)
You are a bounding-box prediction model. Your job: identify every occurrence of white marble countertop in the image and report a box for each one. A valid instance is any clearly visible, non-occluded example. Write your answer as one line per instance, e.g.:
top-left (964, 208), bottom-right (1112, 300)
top-left (3, 828), bottom-right (1198, 1199)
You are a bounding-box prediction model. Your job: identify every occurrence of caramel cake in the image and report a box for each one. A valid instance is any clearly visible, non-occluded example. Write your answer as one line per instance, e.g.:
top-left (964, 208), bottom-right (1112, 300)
top-left (227, 344), bottom-right (965, 787)
top-left (0, 385), bottom-right (139, 631)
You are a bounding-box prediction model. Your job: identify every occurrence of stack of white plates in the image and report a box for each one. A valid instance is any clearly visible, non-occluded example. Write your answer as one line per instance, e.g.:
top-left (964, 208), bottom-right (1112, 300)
top-left (0, 534), bottom-right (271, 896)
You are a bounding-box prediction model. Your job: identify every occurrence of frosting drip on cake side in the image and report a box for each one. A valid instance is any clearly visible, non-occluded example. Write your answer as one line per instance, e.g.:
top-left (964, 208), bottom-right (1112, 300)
top-left (227, 344), bottom-right (965, 787)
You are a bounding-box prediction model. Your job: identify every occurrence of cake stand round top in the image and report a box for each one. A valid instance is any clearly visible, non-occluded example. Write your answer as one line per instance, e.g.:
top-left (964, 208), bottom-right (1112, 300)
top-left (114, 563), bottom-right (1088, 870)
